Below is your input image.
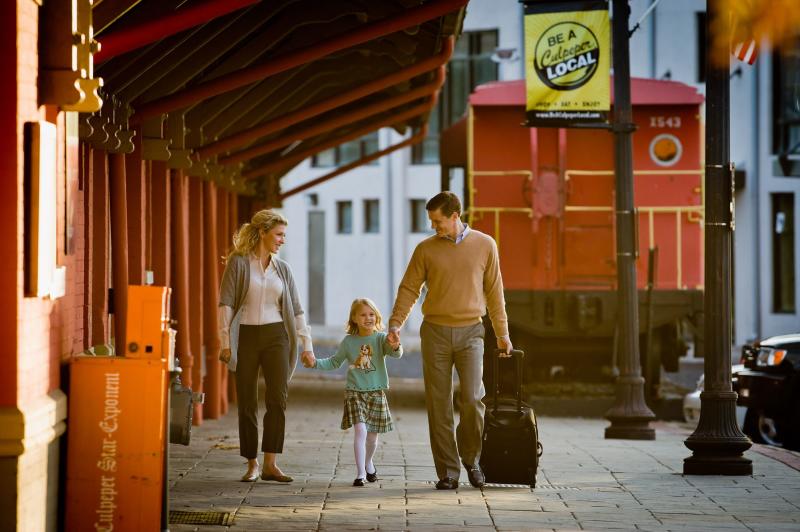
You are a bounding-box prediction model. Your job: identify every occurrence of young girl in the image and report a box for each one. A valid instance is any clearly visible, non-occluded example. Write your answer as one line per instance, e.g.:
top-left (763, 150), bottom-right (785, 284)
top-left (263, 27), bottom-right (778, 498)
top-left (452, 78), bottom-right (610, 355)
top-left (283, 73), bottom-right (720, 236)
top-left (307, 298), bottom-right (402, 486)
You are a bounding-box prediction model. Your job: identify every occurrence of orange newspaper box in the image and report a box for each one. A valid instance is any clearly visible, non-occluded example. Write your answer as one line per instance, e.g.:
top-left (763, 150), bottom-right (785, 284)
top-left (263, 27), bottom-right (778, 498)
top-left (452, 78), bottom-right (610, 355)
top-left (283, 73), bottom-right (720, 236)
top-left (126, 285), bottom-right (171, 358)
top-left (65, 356), bottom-right (167, 531)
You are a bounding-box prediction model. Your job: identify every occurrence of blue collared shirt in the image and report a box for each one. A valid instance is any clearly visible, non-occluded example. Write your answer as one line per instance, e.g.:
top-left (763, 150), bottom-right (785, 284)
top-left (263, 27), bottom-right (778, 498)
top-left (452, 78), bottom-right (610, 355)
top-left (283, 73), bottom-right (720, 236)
top-left (441, 224), bottom-right (471, 244)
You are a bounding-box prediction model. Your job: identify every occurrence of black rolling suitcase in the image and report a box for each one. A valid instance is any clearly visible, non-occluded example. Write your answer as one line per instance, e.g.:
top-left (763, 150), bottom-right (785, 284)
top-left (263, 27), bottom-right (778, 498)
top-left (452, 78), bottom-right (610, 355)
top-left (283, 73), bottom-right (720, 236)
top-left (480, 349), bottom-right (542, 487)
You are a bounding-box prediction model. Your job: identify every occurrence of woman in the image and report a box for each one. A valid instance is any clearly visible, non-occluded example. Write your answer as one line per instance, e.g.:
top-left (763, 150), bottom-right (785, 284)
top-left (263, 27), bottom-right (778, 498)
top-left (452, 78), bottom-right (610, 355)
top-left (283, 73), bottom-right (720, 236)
top-left (218, 209), bottom-right (314, 482)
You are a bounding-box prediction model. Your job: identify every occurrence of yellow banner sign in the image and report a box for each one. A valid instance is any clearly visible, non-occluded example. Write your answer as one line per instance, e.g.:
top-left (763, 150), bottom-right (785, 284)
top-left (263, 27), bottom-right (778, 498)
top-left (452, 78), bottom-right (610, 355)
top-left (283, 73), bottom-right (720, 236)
top-left (524, 1), bottom-right (610, 126)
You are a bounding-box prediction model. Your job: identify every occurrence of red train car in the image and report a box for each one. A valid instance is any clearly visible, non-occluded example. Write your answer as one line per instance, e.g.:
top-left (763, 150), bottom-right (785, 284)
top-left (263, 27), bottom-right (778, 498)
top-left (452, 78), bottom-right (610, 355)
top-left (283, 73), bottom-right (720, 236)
top-left (440, 78), bottom-right (705, 384)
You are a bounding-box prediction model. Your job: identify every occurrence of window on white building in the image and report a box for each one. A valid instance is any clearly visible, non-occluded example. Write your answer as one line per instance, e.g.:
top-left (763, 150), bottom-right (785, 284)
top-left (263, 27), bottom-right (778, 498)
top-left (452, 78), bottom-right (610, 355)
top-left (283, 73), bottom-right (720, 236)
top-left (311, 131), bottom-right (380, 167)
top-left (364, 199), bottom-right (380, 233)
top-left (412, 30), bottom-right (499, 165)
top-left (696, 12), bottom-right (706, 83)
top-left (772, 193), bottom-right (795, 314)
top-left (410, 199), bottom-right (430, 233)
top-left (337, 201), bottom-right (353, 234)
top-left (773, 41), bottom-right (800, 175)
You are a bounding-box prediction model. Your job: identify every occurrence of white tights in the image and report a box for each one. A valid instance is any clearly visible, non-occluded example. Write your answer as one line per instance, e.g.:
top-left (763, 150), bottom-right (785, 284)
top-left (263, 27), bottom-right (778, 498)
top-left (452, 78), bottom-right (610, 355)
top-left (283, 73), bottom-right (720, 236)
top-left (353, 422), bottom-right (379, 479)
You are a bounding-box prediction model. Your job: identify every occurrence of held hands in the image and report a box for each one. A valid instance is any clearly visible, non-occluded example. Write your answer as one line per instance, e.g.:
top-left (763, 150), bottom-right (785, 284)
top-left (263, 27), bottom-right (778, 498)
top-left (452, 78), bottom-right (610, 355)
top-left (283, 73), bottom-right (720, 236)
top-left (301, 350), bottom-right (316, 368)
top-left (219, 348), bottom-right (232, 364)
top-left (387, 335), bottom-right (401, 351)
top-left (496, 336), bottom-right (513, 357)
top-left (387, 329), bottom-right (401, 349)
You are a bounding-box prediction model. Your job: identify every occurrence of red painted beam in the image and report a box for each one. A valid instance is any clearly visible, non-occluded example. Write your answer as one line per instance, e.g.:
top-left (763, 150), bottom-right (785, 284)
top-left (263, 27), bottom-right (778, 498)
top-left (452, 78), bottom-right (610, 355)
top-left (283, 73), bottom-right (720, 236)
top-left (95, 0), bottom-right (259, 63)
top-left (243, 95), bottom-right (438, 180)
top-left (132, 0), bottom-right (467, 122)
top-left (280, 125), bottom-right (428, 201)
top-left (220, 66), bottom-right (444, 166)
top-left (197, 37), bottom-right (454, 159)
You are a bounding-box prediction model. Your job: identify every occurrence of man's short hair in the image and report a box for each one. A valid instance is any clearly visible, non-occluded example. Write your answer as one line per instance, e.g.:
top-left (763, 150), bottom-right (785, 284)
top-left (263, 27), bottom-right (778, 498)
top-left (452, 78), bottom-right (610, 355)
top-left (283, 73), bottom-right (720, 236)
top-left (426, 191), bottom-right (462, 217)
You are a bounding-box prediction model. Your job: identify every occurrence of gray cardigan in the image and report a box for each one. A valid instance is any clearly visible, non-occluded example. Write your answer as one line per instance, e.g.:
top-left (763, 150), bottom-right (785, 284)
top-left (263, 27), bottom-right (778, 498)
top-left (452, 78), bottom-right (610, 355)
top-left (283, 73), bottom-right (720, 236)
top-left (218, 253), bottom-right (305, 378)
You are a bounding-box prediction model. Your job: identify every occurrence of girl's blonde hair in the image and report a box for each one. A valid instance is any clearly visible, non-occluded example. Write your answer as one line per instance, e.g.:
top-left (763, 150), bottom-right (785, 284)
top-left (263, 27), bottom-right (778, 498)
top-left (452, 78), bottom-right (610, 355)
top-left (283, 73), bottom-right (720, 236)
top-left (346, 298), bottom-right (385, 335)
top-left (227, 209), bottom-right (288, 259)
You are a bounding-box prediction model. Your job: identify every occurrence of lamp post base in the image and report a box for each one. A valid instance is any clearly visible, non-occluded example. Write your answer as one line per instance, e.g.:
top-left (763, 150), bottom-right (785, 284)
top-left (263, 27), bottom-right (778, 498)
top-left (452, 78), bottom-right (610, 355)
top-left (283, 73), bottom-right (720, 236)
top-left (683, 455), bottom-right (752, 475)
top-left (604, 375), bottom-right (656, 440)
top-left (605, 422), bottom-right (656, 440)
top-left (683, 391), bottom-right (752, 475)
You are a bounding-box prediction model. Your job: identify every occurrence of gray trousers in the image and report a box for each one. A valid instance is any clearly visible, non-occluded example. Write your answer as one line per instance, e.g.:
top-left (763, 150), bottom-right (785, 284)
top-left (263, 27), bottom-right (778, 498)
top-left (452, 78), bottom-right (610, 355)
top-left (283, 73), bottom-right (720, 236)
top-left (236, 323), bottom-right (290, 458)
top-left (420, 321), bottom-right (485, 480)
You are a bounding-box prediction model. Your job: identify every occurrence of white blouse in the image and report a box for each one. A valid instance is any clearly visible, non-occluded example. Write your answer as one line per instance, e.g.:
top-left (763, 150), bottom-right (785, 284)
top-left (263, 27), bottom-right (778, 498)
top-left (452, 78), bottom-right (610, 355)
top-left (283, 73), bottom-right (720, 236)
top-left (241, 255), bottom-right (283, 325)
top-left (219, 255), bottom-right (313, 352)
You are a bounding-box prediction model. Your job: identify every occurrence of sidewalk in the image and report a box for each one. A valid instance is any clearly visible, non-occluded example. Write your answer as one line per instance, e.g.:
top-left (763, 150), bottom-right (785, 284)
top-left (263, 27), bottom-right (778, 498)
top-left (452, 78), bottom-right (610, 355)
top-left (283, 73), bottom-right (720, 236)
top-left (168, 378), bottom-right (800, 531)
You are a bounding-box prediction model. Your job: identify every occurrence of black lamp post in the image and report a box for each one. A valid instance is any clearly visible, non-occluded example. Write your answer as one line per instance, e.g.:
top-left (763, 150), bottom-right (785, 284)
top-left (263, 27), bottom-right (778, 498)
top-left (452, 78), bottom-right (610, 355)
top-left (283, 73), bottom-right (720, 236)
top-left (683, 0), bottom-right (752, 475)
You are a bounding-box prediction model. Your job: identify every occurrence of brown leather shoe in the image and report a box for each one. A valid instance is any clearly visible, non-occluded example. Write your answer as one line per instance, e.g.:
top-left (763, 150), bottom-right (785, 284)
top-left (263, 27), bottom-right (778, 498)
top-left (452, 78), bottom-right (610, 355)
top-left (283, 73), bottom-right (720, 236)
top-left (260, 472), bottom-right (293, 483)
top-left (435, 477), bottom-right (459, 490)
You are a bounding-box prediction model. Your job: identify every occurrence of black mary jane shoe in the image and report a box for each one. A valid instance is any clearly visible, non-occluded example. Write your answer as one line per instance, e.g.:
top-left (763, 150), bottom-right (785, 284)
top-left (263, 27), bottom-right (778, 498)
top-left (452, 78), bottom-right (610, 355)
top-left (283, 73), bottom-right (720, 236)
top-left (366, 468), bottom-right (378, 483)
top-left (353, 478), bottom-right (365, 487)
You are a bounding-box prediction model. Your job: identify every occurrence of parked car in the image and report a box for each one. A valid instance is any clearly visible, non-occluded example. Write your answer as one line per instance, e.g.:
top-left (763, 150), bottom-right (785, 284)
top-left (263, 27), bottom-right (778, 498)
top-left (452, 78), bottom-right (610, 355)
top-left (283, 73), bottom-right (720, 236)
top-left (737, 333), bottom-right (800, 450)
top-left (683, 365), bottom-right (746, 427)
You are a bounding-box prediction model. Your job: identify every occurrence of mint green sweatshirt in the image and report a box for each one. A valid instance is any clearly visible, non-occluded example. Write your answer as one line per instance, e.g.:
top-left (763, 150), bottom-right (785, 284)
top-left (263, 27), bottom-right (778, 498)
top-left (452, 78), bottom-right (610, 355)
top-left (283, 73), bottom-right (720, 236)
top-left (314, 332), bottom-right (403, 391)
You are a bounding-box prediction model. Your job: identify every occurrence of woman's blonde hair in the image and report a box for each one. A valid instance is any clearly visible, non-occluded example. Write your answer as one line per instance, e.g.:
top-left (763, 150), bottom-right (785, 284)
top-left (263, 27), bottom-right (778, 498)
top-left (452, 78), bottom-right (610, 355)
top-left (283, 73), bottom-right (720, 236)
top-left (346, 298), bottom-right (385, 335)
top-left (227, 209), bottom-right (288, 259)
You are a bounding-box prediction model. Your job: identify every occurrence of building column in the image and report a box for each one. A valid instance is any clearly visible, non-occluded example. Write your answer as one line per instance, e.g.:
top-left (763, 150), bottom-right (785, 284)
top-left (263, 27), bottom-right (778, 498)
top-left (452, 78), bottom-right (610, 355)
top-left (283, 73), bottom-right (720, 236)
top-left (187, 178), bottom-right (204, 424)
top-left (216, 187), bottom-right (229, 415)
top-left (150, 161), bottom-right (171, 287)
top-left (126, 135), bottom-right (147, 285)
top-left (109, 152), bottom-right (129, 352)
top-left (170, 171), bottom-right (193, 420)
top-left (203, 181), bottom-right (222, 419)
top-left (91, 149), bottom-right (110, 346)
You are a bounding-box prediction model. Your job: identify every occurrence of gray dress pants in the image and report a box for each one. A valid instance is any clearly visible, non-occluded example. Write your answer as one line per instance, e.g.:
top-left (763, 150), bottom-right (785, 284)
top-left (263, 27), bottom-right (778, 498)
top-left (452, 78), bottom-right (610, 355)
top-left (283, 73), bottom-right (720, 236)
top-left (420, 321), bottom-right (485, 481)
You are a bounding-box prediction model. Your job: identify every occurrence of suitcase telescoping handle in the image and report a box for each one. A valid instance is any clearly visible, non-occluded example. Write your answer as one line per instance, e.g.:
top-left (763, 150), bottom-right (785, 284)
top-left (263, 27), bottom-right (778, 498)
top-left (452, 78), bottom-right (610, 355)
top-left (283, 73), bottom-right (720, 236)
top-left (492, 348), bottom-right (525, 413)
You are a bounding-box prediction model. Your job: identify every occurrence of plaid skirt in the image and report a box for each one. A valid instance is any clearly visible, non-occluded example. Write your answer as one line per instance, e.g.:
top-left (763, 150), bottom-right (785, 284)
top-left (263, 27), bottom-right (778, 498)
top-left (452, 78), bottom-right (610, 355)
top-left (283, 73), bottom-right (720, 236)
top-left (341, 390), bottom-right (394, 433)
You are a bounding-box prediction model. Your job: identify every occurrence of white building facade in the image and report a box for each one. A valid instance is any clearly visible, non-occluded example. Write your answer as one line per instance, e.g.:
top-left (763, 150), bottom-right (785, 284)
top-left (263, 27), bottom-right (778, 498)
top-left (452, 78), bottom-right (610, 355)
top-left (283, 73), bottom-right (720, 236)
top-left (279, 0), bottom-right (799, 346)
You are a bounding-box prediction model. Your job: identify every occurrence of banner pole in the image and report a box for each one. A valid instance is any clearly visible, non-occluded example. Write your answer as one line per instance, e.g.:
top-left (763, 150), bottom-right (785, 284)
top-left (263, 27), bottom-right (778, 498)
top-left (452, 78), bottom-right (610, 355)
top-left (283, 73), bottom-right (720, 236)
top-left (603, 0), bottom-right (656, 440)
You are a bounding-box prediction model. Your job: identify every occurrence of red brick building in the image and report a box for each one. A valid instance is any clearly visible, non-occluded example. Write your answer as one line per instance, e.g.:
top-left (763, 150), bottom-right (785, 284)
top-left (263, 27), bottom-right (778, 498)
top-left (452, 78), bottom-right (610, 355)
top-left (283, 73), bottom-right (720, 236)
top-left (0, 1), bottom-right (463, 529)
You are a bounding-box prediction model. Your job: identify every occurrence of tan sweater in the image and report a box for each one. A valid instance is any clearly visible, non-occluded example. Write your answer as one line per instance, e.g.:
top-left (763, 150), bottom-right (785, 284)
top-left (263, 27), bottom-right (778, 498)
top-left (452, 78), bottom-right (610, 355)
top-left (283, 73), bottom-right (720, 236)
top-left (389, 229), bottom-right (509, 337)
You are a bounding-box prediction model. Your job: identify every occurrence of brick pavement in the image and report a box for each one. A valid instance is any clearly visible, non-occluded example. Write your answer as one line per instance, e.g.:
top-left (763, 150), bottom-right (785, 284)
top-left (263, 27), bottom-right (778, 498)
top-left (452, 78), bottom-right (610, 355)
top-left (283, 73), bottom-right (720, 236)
top-left (168, 378), bottom-right (800, 531)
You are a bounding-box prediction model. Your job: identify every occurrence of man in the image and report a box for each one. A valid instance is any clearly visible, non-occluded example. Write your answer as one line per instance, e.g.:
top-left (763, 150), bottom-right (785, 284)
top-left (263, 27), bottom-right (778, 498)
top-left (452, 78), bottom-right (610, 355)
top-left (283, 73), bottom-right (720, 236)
top-left (388, 191), bottom-right (512, 490)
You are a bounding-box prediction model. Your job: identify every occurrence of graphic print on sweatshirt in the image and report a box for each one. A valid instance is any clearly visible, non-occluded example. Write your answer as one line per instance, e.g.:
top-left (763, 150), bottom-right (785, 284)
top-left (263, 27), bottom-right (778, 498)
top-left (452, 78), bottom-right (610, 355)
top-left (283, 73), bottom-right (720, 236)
top-left (350, 344), bottom-right (376, 373)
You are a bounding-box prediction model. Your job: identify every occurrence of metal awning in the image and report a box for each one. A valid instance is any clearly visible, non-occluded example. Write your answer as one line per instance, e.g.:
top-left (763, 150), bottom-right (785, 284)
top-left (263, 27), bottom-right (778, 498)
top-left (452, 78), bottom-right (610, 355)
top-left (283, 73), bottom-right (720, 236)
top-left (86, 0), bottom-right (467, 199)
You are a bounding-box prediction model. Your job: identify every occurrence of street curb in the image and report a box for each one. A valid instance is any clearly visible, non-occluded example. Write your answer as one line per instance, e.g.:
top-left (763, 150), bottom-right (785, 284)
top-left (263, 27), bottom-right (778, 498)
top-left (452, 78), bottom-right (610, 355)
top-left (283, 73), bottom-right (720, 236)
top-left (654, 421), bottom-right (800, 472)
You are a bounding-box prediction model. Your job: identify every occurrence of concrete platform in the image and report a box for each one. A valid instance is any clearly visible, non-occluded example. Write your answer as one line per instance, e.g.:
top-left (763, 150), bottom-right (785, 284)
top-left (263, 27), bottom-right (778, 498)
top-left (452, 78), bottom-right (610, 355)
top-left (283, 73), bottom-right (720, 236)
top-left (168, 378), bottom-right (800, 531)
